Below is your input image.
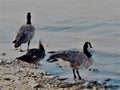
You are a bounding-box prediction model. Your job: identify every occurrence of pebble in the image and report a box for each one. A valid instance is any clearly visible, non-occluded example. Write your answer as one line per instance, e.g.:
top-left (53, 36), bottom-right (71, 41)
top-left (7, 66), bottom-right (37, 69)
top-left (83, 82), bottom-right (90, 87)
top-left (0, 53), bottom-right (6, 56)
top-left (89, 68), bottom-right (99, 73)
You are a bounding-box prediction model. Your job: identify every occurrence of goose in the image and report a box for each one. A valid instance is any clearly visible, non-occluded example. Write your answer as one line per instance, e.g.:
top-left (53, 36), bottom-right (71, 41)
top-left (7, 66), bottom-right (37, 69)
top-left (47, 42), bottom-right (93, 80)
top-left (16, 40), bottom-right (45, 67)
top-left (13, 12), bottom-right (35, 52)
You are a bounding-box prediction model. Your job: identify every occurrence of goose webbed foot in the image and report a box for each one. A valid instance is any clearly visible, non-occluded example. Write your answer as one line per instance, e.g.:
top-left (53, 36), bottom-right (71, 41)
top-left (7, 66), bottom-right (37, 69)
top-left (19, 46), bottom-right (25, 52)
top-left (14, 48), bottom-right (19, 51)
top-left (20, 49), bottom-right (25, 52)
top-left (74, 77), bottom-right (77, 82)
top-left (20, 48), bottom-right (25, 52)
top-left (78, 77), bottom-right (81, 80)
top-left (14, 48), bottom-right (24, 52)
top-left (27, 48), bottom-right (29, 51)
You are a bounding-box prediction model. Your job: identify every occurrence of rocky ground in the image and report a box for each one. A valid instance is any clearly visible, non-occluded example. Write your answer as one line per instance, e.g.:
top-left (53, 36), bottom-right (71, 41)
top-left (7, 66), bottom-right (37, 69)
top-left (0, 53), bottom-right (118, 90)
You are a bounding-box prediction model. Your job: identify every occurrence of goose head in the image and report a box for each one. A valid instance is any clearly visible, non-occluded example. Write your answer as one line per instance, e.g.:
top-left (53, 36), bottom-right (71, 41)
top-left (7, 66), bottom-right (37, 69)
top-left (83, 42), bottom-right (93, 58)
top-left (84, 42), bottom-right (93, 48)
top-left (27, 12), bottom-right (31, 24)
top-left (38, 40), bottom-right (45, 52)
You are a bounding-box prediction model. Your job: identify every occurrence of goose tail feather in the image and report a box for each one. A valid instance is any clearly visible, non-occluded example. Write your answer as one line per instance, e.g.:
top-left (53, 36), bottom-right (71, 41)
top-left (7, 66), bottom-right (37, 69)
top-left (14, 33), bottom-right (27, 48)
top-left (16, 55), bottom-right (30, 62)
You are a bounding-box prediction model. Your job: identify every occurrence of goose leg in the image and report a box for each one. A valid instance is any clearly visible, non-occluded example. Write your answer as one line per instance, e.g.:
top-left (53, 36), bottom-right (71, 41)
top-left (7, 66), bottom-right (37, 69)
top-left (76, 70), bottom-right (81, 80)
top-left (27, 41), bottom-right (30, 51)
top-left (20, 46), bottom-right (24, 52)
top-left (73, 69), bottom-right (77, 80)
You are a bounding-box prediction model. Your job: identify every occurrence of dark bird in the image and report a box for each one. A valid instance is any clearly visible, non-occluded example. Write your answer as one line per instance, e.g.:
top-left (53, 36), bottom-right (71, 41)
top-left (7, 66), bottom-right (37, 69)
top-left (16, 40), bottom-right (45, 67)
top-left (13, 12), bottom-right (35, 52)
top-left (47, 42), bottom-right (94, 80)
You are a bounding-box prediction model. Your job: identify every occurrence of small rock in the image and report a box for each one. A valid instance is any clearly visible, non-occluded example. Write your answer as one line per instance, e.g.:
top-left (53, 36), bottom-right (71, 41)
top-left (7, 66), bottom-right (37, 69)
top-left (46, 45), bottom-right (49, 47)
top-left (104, 85), bottom-right (119, 90)
top-left (104, 78), bottom-right (111, 82)
top-left (83, 82), bottom-right (90, 87)
top-left (58, 83), bottom-right (72, 88)
top-left (58, 78), bottom-right (68, 81)
top-left (47, 59), bottom-right (58, 62)
top-left (0, 60), bottom-right (6, 65)
top-left (89, 68), bottom-right (99, 73)
top-left (0, 53), bottom-right (6, 56)
top-left (4, 78), bottom-right (11, 81)
top-left (34, 84), bottom-right (43, 89)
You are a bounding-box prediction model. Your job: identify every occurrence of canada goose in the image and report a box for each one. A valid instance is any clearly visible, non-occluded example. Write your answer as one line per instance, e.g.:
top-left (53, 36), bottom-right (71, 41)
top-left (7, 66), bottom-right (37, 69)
top-left (16, 40), bottom-right (45, 68)
top-left (47, 42), bottom-right (93, 80)
top-left (13, 12), bottom-right (35, 52)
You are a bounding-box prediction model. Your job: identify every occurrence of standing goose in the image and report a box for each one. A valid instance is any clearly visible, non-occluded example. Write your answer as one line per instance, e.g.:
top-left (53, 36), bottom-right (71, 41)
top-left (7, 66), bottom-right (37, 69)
top-left (47, 42), bottom-right (93, 80)
top-left (16, 40), bottom-right (45, 67)
top-left (13, 12), bottom-right (35, 52)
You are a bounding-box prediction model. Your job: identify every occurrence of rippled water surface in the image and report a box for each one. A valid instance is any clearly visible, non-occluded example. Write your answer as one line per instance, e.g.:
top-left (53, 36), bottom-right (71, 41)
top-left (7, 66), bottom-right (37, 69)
top-left (0, 0), bottom-right (120, 89)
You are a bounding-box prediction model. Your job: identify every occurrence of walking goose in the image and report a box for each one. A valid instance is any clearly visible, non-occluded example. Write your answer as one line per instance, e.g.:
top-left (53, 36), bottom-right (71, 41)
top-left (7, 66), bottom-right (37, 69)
top-left (13, 12), bottom-right (35, 52)
top-left (16, 40), bottom-right (45, 66)
top-left (47, 42), bottom-right (93, 80)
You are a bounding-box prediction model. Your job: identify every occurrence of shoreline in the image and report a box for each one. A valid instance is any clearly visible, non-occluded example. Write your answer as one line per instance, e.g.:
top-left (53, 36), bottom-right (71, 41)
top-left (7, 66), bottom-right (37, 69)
top-left (0, 54), bottom-right (119, 90)
top-left (0, 53), bottom-right (120, 90)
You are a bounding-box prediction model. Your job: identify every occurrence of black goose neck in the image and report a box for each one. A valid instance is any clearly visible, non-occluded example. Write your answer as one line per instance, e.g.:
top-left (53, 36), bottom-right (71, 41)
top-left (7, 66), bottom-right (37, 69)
top-left (39, 43), bottom-right (45, 52)
top-left (27, 12), bottom-right (31, 24)
top-left (83, 43), bottom-right (92, 58)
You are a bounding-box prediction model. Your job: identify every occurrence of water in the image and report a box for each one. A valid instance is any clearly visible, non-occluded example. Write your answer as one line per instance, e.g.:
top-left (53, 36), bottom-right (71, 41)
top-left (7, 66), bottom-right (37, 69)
top-left (0, 0), bottom-right (120, 89)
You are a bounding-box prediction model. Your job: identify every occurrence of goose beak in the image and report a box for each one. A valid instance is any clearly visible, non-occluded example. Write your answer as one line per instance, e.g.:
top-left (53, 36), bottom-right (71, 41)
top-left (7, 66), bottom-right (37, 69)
top-left (88, 42), bottom-right (93, 48)
top-left (90, 45), bottom-right (93, 48)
